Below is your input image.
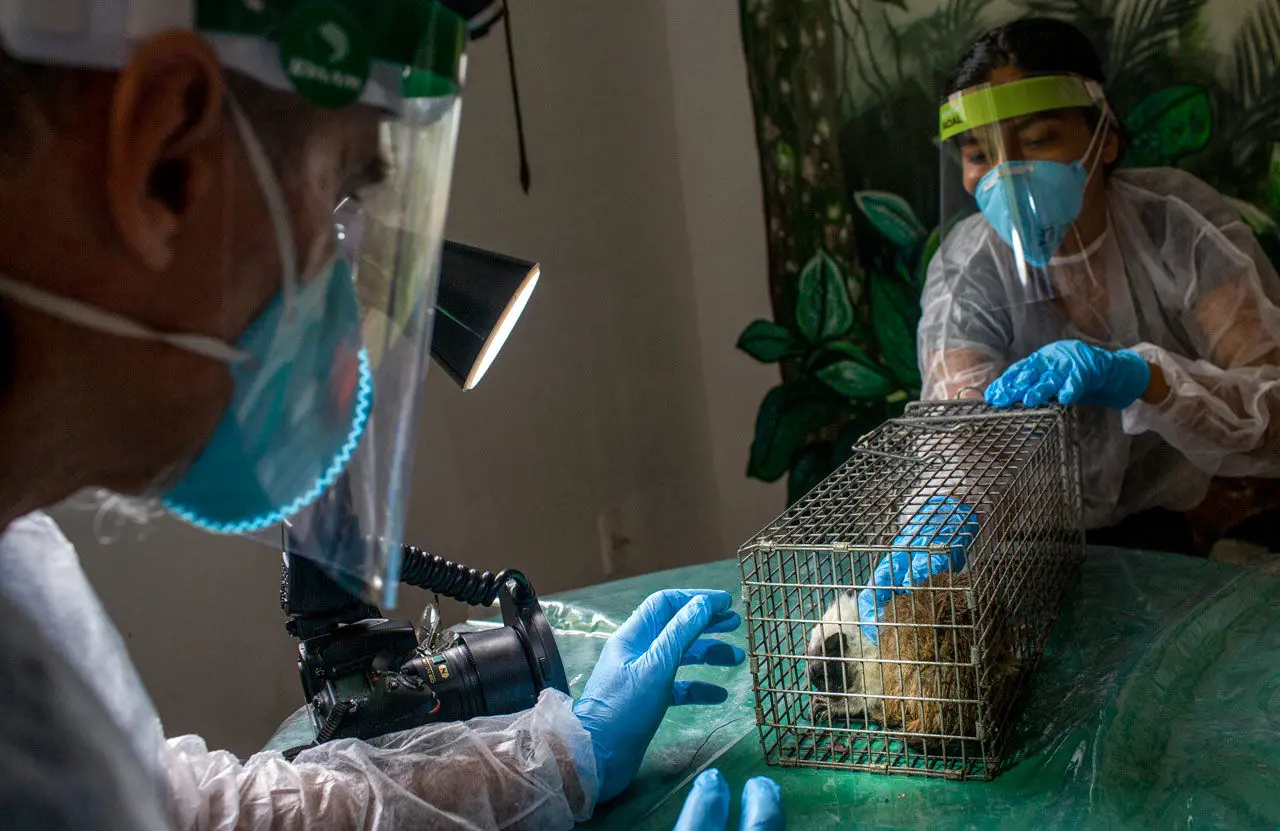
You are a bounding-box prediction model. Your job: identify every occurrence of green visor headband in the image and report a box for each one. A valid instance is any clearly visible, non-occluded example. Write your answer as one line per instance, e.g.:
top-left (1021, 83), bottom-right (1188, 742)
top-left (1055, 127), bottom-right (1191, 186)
top-left (198, 0), bottom-right (466, 108)
top-left (939, 75), bottom-right (1101, 141)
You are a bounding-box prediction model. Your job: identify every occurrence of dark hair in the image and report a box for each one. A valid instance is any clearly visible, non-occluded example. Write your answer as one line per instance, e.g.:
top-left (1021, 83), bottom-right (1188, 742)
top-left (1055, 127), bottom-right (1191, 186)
top-left (946, 18), bottom-right (1127, 168)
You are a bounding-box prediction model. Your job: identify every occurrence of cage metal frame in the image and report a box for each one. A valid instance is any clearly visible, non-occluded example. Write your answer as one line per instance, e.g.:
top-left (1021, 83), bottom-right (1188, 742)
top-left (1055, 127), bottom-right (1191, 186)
top-left (739, 400), bottom-right (1086, 780)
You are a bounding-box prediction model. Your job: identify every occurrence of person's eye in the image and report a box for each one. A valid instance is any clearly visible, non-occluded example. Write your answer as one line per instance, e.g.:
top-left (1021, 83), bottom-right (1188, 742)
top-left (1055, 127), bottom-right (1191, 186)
top-left (965, 151), bottom-right (988, 165)
top-left (339, 156), bottom-right (391, 207)
top-left (1021, 130), bottom-right (1057, 150)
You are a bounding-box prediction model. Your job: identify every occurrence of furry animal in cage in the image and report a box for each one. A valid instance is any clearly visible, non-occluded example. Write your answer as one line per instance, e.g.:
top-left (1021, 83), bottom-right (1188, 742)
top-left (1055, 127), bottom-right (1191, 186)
top-left (743, 401), bottom-right (1084, 778)
top-left (806, 571), bottom-right (1020, 745)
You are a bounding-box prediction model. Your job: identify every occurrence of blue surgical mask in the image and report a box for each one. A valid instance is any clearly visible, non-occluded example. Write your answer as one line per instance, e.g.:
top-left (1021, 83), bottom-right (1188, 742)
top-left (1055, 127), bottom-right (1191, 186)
top-left (974, 117), bottom-right (1109, 267)
top-left (975, 159), bottom-right (1087, 267)
top-left (0, 96), bottom-right (372, 536)
top-left (160, 256), bottom-right (372, 534)
top-left (160, 97), bottom-right (372, 534)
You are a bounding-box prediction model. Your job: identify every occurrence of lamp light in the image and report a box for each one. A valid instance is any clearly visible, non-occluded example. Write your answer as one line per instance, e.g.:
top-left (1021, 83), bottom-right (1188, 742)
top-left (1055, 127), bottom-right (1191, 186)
top-left (431, 241), bottom-right (540, 390)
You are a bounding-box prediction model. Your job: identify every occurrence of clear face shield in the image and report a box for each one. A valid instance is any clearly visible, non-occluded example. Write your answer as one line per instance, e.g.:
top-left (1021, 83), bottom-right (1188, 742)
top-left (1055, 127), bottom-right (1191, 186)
top-left (157, 2), bottom-right (468, 607)
top-left (937, 74), bottom-right (1112, 308)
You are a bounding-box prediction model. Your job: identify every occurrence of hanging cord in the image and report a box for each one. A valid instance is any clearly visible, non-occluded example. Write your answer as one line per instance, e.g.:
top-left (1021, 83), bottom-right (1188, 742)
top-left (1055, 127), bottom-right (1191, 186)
top-left (281, 699), bottom-right (353, 761)
top-left (501, 0), bottom-right (531, 193)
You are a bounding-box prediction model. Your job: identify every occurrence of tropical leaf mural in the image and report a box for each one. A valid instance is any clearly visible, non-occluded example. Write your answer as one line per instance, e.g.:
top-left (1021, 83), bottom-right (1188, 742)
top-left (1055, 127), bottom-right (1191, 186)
top-left (738, 0), bottom-right (1280, 505)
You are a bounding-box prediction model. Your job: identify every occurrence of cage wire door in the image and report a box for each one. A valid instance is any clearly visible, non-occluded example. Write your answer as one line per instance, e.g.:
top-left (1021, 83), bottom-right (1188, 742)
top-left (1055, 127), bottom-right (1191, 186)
top-left (740, 400), bottom-right (1085, 780)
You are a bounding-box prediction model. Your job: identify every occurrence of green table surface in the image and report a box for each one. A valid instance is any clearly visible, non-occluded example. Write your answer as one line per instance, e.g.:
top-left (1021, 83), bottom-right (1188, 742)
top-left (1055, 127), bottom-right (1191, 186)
top-left (268, 548), bottom-right (1280, 829)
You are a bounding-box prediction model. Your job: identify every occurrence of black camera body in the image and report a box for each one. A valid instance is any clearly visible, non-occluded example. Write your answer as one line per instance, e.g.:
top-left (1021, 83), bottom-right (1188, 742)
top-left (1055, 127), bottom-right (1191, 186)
top-left (281, 544), bottom-right (568, 747)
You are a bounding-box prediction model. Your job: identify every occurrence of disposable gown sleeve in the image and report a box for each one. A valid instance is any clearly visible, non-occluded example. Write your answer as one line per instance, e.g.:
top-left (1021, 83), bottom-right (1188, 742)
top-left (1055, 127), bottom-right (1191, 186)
top-left (1122, 185), bottom-right (1280, 478)
top-left (161, 688), bottom-right (597, 831)
top-left (917, 221), bottom-right (1013, 402)
top-left (909, 232), bottom-right (1047, 537)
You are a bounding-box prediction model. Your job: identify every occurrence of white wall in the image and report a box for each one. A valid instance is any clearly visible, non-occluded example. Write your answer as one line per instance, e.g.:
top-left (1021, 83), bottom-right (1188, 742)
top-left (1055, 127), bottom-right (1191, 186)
top-left (662, 0), bottom-right (784, 552)
top-left (49, 0), bottom-right (782, 758)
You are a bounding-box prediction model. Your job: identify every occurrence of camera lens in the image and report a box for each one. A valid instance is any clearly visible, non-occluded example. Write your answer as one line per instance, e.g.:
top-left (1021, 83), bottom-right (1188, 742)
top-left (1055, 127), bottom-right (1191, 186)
top-left (403, 627), bottom-right (540, 722)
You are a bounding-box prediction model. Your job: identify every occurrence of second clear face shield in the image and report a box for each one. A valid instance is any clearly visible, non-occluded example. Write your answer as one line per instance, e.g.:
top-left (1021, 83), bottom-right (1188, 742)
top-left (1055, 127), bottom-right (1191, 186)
top-left (937, 74), bottom-right (1113, 307)
top-left (161, 1), bottom-right (469, 607)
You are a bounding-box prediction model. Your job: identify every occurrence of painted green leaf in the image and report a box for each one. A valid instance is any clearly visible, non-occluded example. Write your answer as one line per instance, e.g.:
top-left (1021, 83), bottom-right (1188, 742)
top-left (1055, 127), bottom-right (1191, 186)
top-left (737, 319), bottom-right (798, 363)
top-left (1224, 196), bottom-right (1279, 235)
top-left (1269, 144), bottom-right (1280, 219)
top-left (774, 141), bottom-right (797, 179)
top-left (870, 272), bottom-right (922, 390)
top-left (1124, 85), bottom-right (1212, 167)
top-left (854, 190), bottom-right (928, 249)
top-left (821, 340), bottom-right (879, 370)
top-left (817, 359), bottom-right (895, 400)
top-left (747, 381), bottom-right (843, 483)
top-left (795, 250), bottom-right (855, 343)
top-left (788, 442), bottom-right (835, 505)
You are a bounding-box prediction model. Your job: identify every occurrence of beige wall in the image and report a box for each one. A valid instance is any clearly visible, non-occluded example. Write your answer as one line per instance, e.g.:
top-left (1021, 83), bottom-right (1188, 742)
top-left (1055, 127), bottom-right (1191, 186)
top-left (48, 0), bottom-right (782, 758)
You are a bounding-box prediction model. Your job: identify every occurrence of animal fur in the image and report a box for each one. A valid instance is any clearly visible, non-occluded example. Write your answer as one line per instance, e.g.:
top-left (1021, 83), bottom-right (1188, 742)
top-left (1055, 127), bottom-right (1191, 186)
top-left (805, 592), bottom-right (885, 725)
top-left (806, 571), bottom-right (1018, 745)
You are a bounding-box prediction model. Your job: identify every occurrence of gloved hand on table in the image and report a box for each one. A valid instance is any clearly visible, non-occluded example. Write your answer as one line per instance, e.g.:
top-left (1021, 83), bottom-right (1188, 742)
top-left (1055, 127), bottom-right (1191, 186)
top-left (673, 769), bottom-right (785, 831)
top-left (857, 494), bottom-right (977, 644)
top-left (573, 589), bottom-right (746, 803)
top-left (984, 339), bottom-right (1151, 410)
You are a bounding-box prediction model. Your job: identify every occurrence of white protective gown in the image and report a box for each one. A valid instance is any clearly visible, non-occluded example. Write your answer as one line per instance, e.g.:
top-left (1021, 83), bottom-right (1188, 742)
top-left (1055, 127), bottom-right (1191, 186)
top-left (919, 167), bottom-right (1280, 528)
top-left (0, 512), bottom-right (598, 830)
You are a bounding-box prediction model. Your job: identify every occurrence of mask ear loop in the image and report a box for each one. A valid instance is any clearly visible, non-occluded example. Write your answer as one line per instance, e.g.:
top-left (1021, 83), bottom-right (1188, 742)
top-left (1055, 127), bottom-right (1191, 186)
top-left (1079, 100), bottom-right (1113, 188)
top-left (1058, 98), bottom-right (1113, 271)
top-left (0, 273), bottom-right (249, 362)
top-left (225, 93), bottom-right (299, 318)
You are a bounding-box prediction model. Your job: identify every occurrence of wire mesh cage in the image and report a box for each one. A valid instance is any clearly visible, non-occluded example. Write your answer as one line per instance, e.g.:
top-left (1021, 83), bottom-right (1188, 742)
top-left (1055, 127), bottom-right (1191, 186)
top-left (739, 400), bottom-right (1086, 780)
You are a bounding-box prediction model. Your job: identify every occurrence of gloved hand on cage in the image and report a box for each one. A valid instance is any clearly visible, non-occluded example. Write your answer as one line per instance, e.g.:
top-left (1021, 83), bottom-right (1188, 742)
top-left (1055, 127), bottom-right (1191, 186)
top-left (984, 339), bottom-right (1151, 410)
top-left (573, 589), bottom-right (746, 803)
top-left (856, 494), bottom-right (977, 644)
top-left (673, 769), bottom-right (785, 831)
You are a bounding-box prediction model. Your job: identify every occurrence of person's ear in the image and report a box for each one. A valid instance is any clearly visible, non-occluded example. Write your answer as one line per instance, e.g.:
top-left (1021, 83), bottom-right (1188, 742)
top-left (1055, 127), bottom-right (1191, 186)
top-left (106, 32), bottom-right (225, 272)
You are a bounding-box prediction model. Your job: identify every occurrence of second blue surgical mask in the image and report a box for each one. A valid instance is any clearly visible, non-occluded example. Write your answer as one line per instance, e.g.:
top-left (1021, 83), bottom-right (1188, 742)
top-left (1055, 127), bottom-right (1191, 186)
top-left (975, 116), bottom-right (1110, 267)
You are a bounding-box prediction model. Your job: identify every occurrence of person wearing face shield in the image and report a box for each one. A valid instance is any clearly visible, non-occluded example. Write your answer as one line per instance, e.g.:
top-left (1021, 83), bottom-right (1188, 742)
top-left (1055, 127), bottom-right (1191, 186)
top-left (858, 17), bottom-right (1280, 624)
top-left (0, 2), bottom-right (779, 829)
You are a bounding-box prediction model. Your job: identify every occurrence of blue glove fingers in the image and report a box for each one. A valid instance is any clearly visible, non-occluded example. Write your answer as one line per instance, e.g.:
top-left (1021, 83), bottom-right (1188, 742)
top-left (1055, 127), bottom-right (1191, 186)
top-left (672, 680), bottom-right (729, 706)
top-left (904, 552), bottom-right (955, 588)
top-left (856, 587), bottom-right (881, 645)
top-left (647, 593), bottom-right (725, 670)
top-left (1022, 370), bottom-right (1063, 408)
top-left (1011, 365), bottom-right (1044, 393)
top-left (739, 777), bottom-right (785, 831)
top-left (616, 589), bottom-right (734, 652)
top-left (1057, 367), bottom-right (1087, 405)
top-left (673, 769), bottom-right (731, 831)
top-left (680, 638), bottom-right (746, 667)
top-left (984, 378), bottom-right (1009, 408)
top-left (702, 609), bottom-right (743, 635)
top-left (871, 550), bottom-right (912, 589)
top-left (985, 374), bottom-right (1021, 408)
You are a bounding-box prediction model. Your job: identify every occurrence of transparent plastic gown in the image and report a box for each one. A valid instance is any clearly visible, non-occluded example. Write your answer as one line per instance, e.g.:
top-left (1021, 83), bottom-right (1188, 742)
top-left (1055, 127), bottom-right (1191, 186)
top-left (920, 167), bottom-right (1280, 527)
top-left (0, 513), bottom-right (598, 831)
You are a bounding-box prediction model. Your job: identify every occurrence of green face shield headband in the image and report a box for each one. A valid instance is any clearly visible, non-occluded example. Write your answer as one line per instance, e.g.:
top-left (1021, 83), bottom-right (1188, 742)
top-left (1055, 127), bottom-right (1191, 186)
top-left (196, 0), bottom-right (465, 109)
top-left (939, 74), bottom-right (1101, 141)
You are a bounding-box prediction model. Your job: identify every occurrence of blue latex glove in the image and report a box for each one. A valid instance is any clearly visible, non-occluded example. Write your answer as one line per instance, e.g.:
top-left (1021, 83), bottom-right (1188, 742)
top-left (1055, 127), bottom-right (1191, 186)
top-left (573, 589), bottom-right (746, 803)
top-left (856, 495), bottom-right (977, 644)
top-left (673, 769), bottom-right (785, 831)
top-left (984, 339), bottom-right (1150, 410)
